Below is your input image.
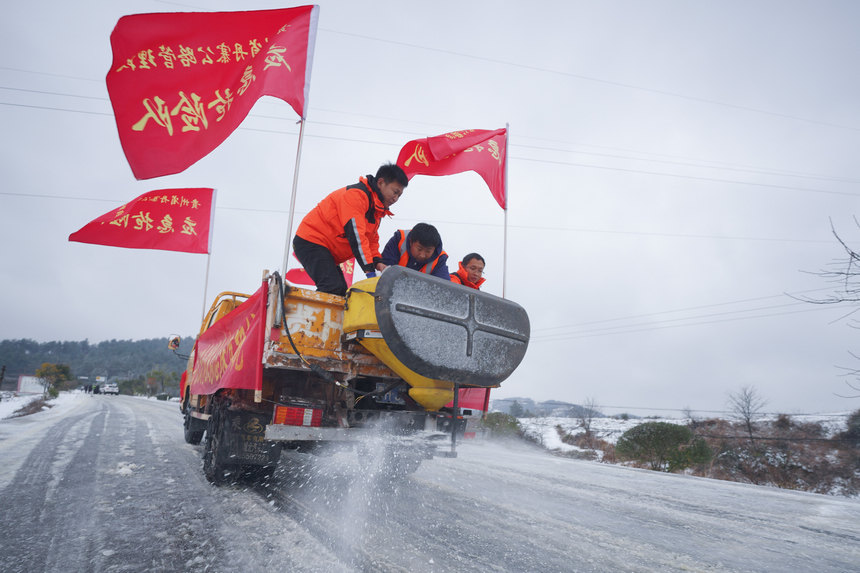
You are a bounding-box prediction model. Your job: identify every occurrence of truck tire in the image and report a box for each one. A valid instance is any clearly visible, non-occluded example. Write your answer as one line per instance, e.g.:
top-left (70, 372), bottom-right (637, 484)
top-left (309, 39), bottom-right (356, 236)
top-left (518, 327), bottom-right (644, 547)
top-left (203, 400), bottom-right (231, 484)
top-left (184, 411), bottom-right (204, 445)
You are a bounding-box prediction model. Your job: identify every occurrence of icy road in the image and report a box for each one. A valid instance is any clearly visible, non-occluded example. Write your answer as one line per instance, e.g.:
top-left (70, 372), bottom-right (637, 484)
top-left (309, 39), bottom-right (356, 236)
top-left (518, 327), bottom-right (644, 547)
top-left (0, 394), bottom-right (858, 573)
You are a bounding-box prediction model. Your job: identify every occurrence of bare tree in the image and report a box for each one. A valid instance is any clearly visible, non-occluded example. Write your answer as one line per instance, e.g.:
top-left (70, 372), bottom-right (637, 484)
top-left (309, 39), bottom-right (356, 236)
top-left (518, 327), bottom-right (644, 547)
top-left (801, 219), bottom-right (860, 398)
top-left (727, 386), bottom-right (766, 441)
top-left (578, 396), bottom-right (599, 448)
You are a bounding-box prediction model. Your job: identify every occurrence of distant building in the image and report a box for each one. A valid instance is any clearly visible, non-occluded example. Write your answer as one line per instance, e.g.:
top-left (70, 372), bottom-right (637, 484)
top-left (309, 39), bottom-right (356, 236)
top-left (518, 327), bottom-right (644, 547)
top-left (17, 375), bottom-right (43, 395)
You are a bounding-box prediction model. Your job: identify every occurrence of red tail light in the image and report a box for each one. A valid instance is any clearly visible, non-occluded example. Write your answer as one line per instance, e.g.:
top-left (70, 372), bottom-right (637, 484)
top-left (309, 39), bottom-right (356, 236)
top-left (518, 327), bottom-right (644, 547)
top-left (273, 405), bottom-right (322, 427)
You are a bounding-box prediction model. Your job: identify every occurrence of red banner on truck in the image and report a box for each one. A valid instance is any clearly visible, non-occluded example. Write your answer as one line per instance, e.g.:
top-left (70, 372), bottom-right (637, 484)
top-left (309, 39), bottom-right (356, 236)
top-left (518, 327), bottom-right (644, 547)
top-left (189, 283), bottom-right (266, 395)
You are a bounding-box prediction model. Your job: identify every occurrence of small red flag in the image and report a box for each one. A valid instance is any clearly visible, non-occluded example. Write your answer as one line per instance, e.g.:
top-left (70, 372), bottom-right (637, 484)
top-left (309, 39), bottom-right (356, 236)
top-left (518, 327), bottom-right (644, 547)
top-left (397, 128), bottom-right (507, 209)
top-left (285, 254), bottom-right (356, 288)
top-left (69, 188), bottom-right (215, 254)
top-left (106, 5), bottom-right (319, 180)
top-left (445, 387), bottom-right (492, 411)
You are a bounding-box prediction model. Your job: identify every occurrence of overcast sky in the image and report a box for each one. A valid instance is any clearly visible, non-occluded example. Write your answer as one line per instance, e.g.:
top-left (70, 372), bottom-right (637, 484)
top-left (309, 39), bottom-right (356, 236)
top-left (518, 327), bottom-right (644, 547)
top-left (3, 1), bottom-right (860, 416)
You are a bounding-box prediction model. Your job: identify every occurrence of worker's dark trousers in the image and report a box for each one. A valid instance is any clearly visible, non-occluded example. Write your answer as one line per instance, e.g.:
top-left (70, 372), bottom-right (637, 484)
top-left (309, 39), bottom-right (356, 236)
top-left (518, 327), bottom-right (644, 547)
top-left (291, 235), bottom-right (349, 297)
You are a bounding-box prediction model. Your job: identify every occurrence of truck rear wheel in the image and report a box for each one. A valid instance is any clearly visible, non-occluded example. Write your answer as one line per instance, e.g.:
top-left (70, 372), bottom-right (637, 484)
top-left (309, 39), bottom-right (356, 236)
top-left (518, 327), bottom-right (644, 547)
top-left (184, 411), bottom-right (204, 445)
top-left (203, 400), bottom-right (231, 484)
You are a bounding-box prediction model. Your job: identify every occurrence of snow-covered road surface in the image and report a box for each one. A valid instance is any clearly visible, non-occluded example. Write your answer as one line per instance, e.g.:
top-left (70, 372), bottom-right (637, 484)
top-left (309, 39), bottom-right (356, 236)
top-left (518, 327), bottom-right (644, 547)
top-left (1, 393), bottom-right (858, 572)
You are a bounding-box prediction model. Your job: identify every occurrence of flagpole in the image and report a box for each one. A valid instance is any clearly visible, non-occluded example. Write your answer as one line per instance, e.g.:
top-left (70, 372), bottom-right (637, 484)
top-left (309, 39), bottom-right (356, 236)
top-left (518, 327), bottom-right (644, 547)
top-left (282, 117), bottom-right (307, 275)
top-left (502, 123), bottom-right (509, 299)
top-left (202, 188), bottom-right (216, 324)
top-left (201, 252), bottom-right (211, 324)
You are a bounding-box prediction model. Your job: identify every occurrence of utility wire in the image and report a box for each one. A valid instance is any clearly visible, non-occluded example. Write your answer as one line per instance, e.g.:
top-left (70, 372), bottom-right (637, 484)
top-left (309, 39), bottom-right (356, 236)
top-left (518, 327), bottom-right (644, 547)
top-left (2, 86), bottom-right (856, 190)
top-left (0, 189), bottom-right (838, 246)
top-left (533, 288), bottom-right (835, 333)
top-left (3, 98), bottom-right (856, 201)
top-left (530, 304), bottom-right (843, 342)
top-left (322, 29), bottom-right (860, 133)
top-left (514, 155), bottom-right (860, 198)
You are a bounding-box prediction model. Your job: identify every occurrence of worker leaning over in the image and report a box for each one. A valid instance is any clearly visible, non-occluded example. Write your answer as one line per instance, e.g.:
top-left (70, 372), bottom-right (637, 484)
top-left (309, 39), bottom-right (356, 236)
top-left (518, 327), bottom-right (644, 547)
top-left (450, 253), bottom-right (486, 289)
top-left (380, 222), bottom-right (451, 280)
top-left (293, 163), bottom-right (408, 296)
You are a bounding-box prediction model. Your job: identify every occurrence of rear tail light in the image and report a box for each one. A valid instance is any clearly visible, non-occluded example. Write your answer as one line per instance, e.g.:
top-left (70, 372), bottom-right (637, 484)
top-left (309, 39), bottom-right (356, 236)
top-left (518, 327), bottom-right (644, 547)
top-left (273, 405), bottom-right (322, 427)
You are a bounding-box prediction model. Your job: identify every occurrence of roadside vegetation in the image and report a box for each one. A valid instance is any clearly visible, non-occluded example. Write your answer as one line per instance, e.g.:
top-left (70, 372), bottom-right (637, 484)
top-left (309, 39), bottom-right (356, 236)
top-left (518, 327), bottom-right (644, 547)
top-left (507, 409), bottom-right (860, 497)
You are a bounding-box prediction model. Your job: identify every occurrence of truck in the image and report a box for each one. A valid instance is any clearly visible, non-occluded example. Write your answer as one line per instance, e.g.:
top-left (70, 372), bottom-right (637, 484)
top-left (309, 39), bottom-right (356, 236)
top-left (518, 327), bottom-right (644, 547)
top-left (176, 266), bottom-right (529, 484)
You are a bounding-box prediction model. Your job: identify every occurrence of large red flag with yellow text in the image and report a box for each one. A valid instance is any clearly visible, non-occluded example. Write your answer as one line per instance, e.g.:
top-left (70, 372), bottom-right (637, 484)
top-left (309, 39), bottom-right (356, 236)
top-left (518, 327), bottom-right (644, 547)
top-left (189, 283), bottom-right (266, 395)
top-left (69, 188), bottom-right (215, 253)
top-left (106, 5), bottom-right (319, 180)
top-left (397, 128), bottom-right (507, 209)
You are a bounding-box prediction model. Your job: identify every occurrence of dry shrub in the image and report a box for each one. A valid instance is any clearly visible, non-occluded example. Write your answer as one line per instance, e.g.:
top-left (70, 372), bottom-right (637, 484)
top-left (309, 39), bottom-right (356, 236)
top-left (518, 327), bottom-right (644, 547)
top-left (694, 414), bottom-right (860, 496)
top-left (555, 426), bottom-right (615, 462)
top-left (10, 396), bottom-right (51, 418)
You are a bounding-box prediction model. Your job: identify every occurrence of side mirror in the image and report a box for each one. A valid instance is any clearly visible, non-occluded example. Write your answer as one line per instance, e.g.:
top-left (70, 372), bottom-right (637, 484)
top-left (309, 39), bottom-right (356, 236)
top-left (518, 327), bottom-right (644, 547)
top-left (168, 335), bottom-right (181, 350)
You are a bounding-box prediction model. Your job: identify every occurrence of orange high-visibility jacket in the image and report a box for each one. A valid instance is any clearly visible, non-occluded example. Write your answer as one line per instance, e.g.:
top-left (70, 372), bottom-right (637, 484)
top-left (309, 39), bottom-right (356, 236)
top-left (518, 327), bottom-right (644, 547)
top-left (295, 176), bottom-right (392, 272)
top-left (450, 261), bottom-right (485, 289)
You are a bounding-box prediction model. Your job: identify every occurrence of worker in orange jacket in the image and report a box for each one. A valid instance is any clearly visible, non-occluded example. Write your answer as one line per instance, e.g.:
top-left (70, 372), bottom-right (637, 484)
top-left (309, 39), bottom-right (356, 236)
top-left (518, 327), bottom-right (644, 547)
top-left (293, 163), bottom-right (408, 296)
top-left (450, 253), bottom-right (486, 289)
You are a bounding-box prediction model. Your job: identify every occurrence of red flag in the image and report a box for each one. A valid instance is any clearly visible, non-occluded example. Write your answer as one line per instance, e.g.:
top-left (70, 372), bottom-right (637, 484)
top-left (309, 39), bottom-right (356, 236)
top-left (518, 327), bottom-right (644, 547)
top-left (69, 188), bottom-right (215, 254)
top-left (285, 255), bottom-right (356, 288)
top-left (106, 6), bottom-right (319, 180)
top-left (445, 387), bottom-right (492, 411)
top-left (397, 128), bottom-right (507, 209)
top-left (189, 283), bottom-right (266, 395)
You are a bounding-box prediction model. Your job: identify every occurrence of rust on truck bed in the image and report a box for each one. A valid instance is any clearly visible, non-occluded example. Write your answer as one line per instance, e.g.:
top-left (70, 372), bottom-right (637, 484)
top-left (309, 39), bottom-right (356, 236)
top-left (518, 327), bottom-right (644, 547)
top-left (262, 280), bottom-right (396, 379)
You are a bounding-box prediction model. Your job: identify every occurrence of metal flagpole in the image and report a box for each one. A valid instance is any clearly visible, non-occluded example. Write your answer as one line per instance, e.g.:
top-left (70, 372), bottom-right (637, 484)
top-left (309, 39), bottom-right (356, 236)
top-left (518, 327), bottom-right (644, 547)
top-left (201, 252), bottom-right (211, 324)
top-left (281, 117), bottom-right (308, 275)
top-left (502, 123), bottom-right (509, 299)
top-left (201, 188), bottom-right (217, 324)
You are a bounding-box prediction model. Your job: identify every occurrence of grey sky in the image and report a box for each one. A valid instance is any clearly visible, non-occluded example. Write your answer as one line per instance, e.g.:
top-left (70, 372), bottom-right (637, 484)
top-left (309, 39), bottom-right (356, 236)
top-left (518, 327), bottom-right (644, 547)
top-left (2, 0), bottom-right (859, 416)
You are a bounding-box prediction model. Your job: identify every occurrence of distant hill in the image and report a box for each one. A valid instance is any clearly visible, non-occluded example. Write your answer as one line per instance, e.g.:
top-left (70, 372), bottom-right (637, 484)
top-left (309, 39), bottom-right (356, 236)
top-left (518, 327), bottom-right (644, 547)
top-left (0, 337), bottom-right (195, 391)
top-left (491, 397), bottom-right (605, 418)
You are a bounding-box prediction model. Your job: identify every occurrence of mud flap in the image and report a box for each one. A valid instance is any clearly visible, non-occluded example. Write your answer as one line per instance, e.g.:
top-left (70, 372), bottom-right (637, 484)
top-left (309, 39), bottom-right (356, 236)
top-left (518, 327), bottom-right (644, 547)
top-left (222, 410), bottom-right (282, 467)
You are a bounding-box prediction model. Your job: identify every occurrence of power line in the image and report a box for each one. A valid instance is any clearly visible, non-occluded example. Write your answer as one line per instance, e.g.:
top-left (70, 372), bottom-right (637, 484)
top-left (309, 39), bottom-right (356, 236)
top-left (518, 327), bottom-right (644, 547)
top-left (515, 155), bottom-right (860, 198)
top-left (593, 404), bottom-right (851, 417)
top-left (322, 29), bottom-right (860, 133)
top-left (4, 97), bottom-right (854, 200)
top-left (514, 142), bottom-right (860, 186)
top-left (0, 191), bottom-right (307, 216)
top-left (0, 66), bottom-right (100, 83)
top-left (531, 305), bottom-right (843, 343)
top-left (532, 288), bottom-right (835, 334)
top-left (2, 82), bottom-right (857, 196)
top-left (0, 189), bottom-right (840, 246)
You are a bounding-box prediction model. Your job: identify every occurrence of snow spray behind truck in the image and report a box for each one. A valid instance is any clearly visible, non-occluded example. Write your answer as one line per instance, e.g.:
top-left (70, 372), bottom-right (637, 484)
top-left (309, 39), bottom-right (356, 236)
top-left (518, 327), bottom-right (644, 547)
top-left (176, 266), bottom-right (529, 484)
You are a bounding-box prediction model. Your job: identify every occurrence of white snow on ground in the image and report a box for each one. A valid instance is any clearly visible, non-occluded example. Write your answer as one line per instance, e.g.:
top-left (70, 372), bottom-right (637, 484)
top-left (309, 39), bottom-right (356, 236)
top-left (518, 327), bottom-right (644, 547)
top-left (0, 391), bottom-right (89, 490)
top-left (0, 393), bottom-right (43, 419)
top-left (518, 412), bottom-right (852, 453)
top-left (0, 391), bottom-right (79, 420)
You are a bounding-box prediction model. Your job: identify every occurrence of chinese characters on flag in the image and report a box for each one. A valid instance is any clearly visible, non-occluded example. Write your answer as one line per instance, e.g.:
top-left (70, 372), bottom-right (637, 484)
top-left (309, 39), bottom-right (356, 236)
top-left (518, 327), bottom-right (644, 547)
top-left (397, 128), bottom-right (507, 209)
top-left (189, 282), bottom-right (266, 395)
top-left (69, 188), bottom-right (215, 254)
top-left (106, 5), bottom-right (319, 179)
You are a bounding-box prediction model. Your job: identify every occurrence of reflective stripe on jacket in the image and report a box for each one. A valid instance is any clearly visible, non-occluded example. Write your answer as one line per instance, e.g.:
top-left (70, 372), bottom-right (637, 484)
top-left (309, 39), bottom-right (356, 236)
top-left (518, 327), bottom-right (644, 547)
top-left (381, 229), bottom-right (451, 279)
top-left (295, 176), bottom-right (391, 272)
